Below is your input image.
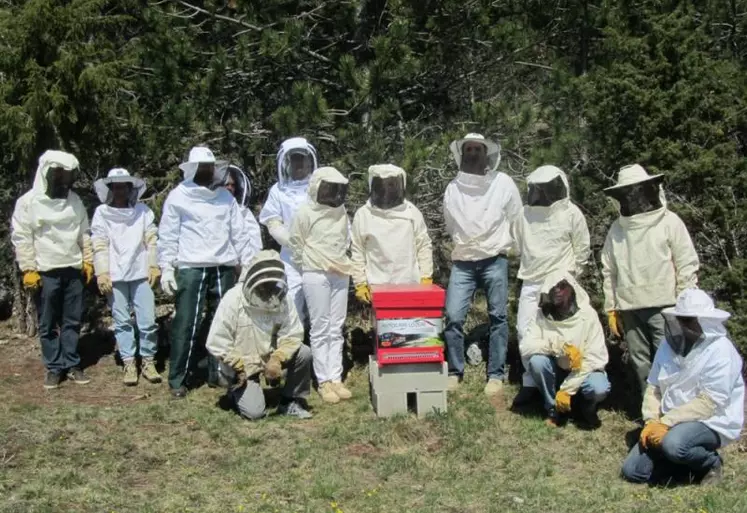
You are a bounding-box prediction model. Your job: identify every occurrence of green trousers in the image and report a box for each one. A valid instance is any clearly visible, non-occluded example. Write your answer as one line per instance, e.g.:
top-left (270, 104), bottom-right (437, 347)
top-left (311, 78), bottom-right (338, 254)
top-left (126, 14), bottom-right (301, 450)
top-left (621, 307), bottom-right (669, 405)
top-left (168, 266), bottom-right (236, 390)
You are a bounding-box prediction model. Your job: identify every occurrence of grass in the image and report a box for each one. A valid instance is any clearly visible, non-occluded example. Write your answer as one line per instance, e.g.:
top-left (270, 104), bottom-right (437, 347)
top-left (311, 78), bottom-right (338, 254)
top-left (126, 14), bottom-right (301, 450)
top-left (1, 327), bottom-right (746, 513)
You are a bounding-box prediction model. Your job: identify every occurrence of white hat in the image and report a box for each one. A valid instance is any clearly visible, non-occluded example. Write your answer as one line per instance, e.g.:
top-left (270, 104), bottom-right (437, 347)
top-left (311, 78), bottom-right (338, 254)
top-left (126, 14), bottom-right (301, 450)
top-left (604, 164), bottom-right (663, 192)
top-left (661, 288), bottom-right (731, 321)
top-left (450, 133), bottom-right (501, 172)
top-left (93, 168), bottom-right (145, 204)
top-left (179, 146), bottom-right (217, 175)
top-left (368, 164), bottom-right (407, 188)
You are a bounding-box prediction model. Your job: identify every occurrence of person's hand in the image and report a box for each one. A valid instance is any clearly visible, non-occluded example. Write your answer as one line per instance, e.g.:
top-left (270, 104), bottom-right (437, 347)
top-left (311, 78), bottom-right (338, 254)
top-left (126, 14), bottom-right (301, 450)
top-left (97, 273), bottom-right (113, 295)
top-left (161, 268), bottom-right (177, 296)
top-left (224, 353), bottom-right (245, 374)
top-left (420, 277), bottom-right (433, 285)
top-left (82, 262), bottom-right (95, 285)
top-left (22, 271), bottom-right (41, 291)
top-left (264, 355), bottom-right (283, 381)
top-left (640, 421), bottom-right (669, 450)
top-left (230, 371), bottom-right (247, 391)
top-left (355, 283), bottom-right (371, 304)
top-left (608, 311), bottom-right (623, 338)
top-left (555, 390), bottom-right (572, 413)
top-left (147, 267), bottom-right (161, 288)
top-left (562, 343), bottom-right (583, 372)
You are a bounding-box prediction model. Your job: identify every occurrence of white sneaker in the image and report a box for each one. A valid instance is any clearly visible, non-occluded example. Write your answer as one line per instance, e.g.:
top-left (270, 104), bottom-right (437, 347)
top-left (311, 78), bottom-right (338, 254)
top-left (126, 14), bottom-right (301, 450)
top-left (484, 379), bottom-right (504, 397)
top-left (447, 376), bottom-right (461, 391)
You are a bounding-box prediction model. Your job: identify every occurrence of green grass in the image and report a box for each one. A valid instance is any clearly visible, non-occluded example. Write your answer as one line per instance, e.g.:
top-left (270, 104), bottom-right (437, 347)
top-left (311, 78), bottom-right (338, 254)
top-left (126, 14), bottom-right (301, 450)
top-left (1, 337), bottom-right (746, 513)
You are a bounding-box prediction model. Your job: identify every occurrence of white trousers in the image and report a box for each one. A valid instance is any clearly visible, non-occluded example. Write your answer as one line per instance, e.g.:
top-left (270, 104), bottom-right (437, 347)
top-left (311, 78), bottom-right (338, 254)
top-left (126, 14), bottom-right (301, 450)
top-left (303, 270), bottom-right (349, 384)
top-left (517, 281), bottom-right (542, 388)
top-left (285, 262), bottom-right (306, 324)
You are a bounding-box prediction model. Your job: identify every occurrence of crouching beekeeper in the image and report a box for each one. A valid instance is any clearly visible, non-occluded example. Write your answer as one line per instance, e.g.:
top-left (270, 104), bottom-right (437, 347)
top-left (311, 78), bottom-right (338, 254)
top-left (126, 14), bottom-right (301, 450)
top-left (622, 289), bottom-right (744, 486)
top-left (519, 272), bottom-right (610, 428)
top-left (206, 251), bottom-right (313, 420)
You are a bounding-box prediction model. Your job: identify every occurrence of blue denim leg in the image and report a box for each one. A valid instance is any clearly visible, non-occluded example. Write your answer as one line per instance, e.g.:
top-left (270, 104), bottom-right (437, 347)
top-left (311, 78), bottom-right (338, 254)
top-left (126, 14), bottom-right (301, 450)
top-left (480, 256), bottom-right (508, 380)
top-left (131, 279), bottom-right (158, 358)
top-left (444, 261), bottom-right (479, 377)
top-left (621, 442), bottom-right (655, 483)
top-left (527, 354), bottom-right (558, 412)
top-left (110, 281), bottom-right (136, 361)
top-left (660, 422), bottom-right (721, 475)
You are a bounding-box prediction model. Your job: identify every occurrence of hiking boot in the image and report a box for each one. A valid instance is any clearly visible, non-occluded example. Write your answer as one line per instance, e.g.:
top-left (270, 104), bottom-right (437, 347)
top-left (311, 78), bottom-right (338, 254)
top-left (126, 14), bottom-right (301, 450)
top-left (67, 367), bottom-right (90, 385)
top-left (141, 359), bottom-right (162, 384)
top-left (700, 462), bottom-right (723, 486)
top-left (510, 386), bottom-right (540, 411)
top-left (576, 404), bottom-right (602, 430)
top-left (319, 382), bottom-right (340, 404)
top-left (123, 361), bottom-right (138, 386)
top-left (44, 371), bottom-right (61, 390)
top-left (278, 400), bottom-right (313, 419)
top-left (170, 386), bottom-right (187, 399)
top-left (447, 375), bottom-right (461, 392)
top-left (331, 381), bottom-right (352, 400)
top-left (484, 378), bottom-right (504, 397)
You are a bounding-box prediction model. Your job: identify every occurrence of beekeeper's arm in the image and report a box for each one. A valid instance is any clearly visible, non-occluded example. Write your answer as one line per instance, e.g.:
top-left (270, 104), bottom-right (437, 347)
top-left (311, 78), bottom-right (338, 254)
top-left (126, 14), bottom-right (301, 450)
top-left (272, 299), bottom-right (305, 363)
top-left (559, 316), bottom-right (608, 396)
top-left (503, 177), bottom-right (523, 223)
top-left (90, 208), bottom-right (110, 276)
top-left (157, 195), bottom-right (180, 272)
top-left (259, 188), bottom-right (291, 248)
top-left (350, 210), bottom-right (368, 286)
top-left (288, 207), bottom-right (309, 270)
top-left (600, 233), bottom-right (617, 312)
top-left (206, 290), bottom-right (240, 364)
top-left (74, 199), bottom-right (93, 266)
top-left (659, 348), bottom-right (741, 427)
top-left (11, 196), bottom-right (37, 272)
top-left (668, 215), bottom-right (699, 295)
top-left (509, 217), bottom-right (523, 258)
top-left (442, 186), bottom-right (456, 238)
top-left (143, 208), bottom-right (159, 270)
top-left (519, 321), bottom-right (563, 362)
top-left (569, 206), bottom-right (591, 275)
top-left (230, 201), bottom-right (262, 266)
top-left (413, 208), bottom-right (433, 280)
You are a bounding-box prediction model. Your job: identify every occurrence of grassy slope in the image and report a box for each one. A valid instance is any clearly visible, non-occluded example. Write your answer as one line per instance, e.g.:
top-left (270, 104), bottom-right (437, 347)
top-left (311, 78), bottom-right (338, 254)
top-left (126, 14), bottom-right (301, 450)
top-left (1, 326), bottom-right (746, 513)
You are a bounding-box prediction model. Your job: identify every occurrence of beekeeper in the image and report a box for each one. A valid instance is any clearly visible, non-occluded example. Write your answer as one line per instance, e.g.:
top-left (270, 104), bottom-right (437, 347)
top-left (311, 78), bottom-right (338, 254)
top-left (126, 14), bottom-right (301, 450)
top-left (520, 271), bottom-right (610, 427)
top-left (602, 164), bottom-right (699, 408)
top-left (351, 164), bottom-right (433, 302)
top-left (258, 137), bottom-right (318, 323)
top-left (158, 146), bottom-right (263, 398)
top-left (289, 167), bottom-right (353, 404)
top-left (511, 165), bottom-right (590, 409)
top-left (91, 168), bottom-right (161, 386)
top-left (222, 163), bottom-right (258, 225)
top-left (622, 289), bottom-right (744, 485)
top-left (206, 250), bottom-right (313, 420)
top-left (443, 133), bottom-right (522, 396)
top-left (11, 150), bottom-right (94, 389)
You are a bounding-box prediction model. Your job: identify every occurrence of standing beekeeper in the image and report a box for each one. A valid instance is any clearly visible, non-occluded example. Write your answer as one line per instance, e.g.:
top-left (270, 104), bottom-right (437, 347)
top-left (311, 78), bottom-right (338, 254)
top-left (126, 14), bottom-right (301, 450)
top-left (442, 133), bottom-right (522, 396)
top-left (258, 137), bottom-right (318, 323)
top-left (519, 271), bottom-right (610, 427)
top-left (621, 289), bottom-right (744, 485)
top-left (511, 165), bottom-right (590, 409)
top-left (206, 250), bottom-right (313, 420)
top-left (601, 164), bottom-right (699, 410)
top-left (351, 164), bottom-right (433, 302)
top-left (91, 168), bottom-right (162, 386)
top-left (222, 163), bottom-right (259, 226)
top-left (289, 166), bottom-right (352, 404)
top-left (158, 146), bottom-right (262, 398)
top-left (11, 150), bottom-right (94, 389)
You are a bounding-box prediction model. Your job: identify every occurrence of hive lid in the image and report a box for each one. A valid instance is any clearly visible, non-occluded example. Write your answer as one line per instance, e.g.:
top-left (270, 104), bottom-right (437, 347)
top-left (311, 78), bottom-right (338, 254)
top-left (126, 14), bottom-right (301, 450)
top-left (371, 284), bottom-right (446, 309)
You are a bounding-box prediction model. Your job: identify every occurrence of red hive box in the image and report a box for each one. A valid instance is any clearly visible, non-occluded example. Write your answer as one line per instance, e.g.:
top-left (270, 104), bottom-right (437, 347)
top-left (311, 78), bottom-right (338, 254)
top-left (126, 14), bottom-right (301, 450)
top-left (370, 284), bottom-right (446, 366)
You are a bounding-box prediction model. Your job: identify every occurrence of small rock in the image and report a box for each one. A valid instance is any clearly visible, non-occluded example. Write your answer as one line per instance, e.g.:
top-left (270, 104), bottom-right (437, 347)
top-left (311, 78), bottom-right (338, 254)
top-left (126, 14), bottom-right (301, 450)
top-left (513, 497), bottom-right (524, 505)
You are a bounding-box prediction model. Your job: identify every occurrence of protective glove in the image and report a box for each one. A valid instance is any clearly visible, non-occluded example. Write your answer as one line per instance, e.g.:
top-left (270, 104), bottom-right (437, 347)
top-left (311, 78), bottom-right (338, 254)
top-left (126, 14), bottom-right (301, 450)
top-left (555, 390), bottom-right (572, 413)
top-left (231, 371), bottom-right (247, 392)
top-left (264, 355), bottom-right (283, 381)
top-left (562, 343), bottom-right (583, 372)
top-left (22, 271), bottom-right (41, 291)
top-left (640, 421), bottom-right (669, 450)
top-left (82, 262), bottom-right (95, 285)
top-left (161, 268), bottom-right (177, 296)
top-left (608, 311), bottom-right (623, 338)
top-left (420, 277), bottom-right (433, 285)
top-left (355, 283), bottom-right (372, 304)
top-left (97, 273), bottom-right (113, 295)
top-left (223, 352), bottom-right (245, 374)
top-left (147, 267), bottom-right (161, 288)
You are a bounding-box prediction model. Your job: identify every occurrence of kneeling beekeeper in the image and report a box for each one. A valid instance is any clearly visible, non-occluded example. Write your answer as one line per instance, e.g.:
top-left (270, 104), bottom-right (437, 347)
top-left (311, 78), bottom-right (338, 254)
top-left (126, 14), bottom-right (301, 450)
top-left (206, 250), bottom-right (313, 420)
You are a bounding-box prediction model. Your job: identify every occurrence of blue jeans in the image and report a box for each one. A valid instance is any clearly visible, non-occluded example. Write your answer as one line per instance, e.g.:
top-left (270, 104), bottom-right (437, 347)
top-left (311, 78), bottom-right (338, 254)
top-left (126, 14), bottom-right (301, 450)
top-left (528, 354), bottom-right (610, 413)
top-left (444, 256), bottom-right (508, 380)
top-left (622, 422), bottom-right (722, 484)
top-left (110, 279), bottom-right (158, 361)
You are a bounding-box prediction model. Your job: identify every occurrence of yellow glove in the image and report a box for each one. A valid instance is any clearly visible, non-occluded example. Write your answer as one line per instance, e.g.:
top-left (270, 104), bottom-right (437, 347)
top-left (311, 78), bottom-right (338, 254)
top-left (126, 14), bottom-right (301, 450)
top-left (608, 310), bottom-right (623, 338)
top-left (147, 267), bottom-right (161, 288)
top-left (22, 271), bottom-right (41, 291)
top-left (555, 390), bottom-right (572, 413)
top-left (97, 273), bottom-right (113, 295)
top-left (264, 355), bottom-right (283, 381)
top-left (355, 283), bottom-right (371, 304)
top-left (562, 343), bottom-right (583, 372)
top-left (640, 421), bottom-right (669, 450)
top-left (420, 277), bottom-right (433, 285)
top-left (82, 262), bottom-right (95, 285)
top-left (223, 353), bottom-right (245, 374)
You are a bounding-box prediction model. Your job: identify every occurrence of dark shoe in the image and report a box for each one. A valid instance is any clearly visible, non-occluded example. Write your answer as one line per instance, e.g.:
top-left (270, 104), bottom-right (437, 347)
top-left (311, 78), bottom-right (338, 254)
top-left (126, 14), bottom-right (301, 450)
top-left (576, 405), bottom-right (602, 430)
top-left (170, 386), bottom-right (187, 399)
top-left (67, 367), bottom-right (90, 385)
top-left (700, 462), bottom-right (723, 486)
top-left (545, 408), bottom-right (567, 427)
top-left (278, 399), bottom-right (313, 419)
top-left (510, 386), bottom-right (539, 411)
top-left (44, 371), bottom-right (62, 390)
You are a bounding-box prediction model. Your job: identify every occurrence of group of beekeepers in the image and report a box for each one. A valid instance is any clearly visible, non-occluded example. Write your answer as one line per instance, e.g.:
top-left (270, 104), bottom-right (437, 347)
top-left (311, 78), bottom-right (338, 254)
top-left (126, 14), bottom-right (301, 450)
top-left (11, 133), bottom-right (744, 486)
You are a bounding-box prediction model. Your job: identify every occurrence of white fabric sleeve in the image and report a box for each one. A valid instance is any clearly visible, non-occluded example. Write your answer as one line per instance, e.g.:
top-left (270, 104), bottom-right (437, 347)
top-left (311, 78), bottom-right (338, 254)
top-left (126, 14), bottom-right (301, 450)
top-left (519, 322), bottom-right (563, 361)
top-left (258, 185), bottom-right (282, 226)
top-left (660, 394), bottom-right (717, 427)
top-left (569, 205), bottom-right (591, 275)
top-left (350, 210), bottom-right (368, 286)
top-left (641, 384), bottom-right (663, 422)
top-left (509, 218), bottom-right (523, 258)
top-left (288, 207), bottom-right (309, 270)
top-left (559, 315), bottom-right (608, 395)
top-left (442, 186), bottom-right (456, 238)
top-left (413, 208), bottom-right (433, 279)
top-left (601, 231), bottom-right (617, 311)
top-left (143, 208), bottom-right (159, 268)
top-left (73, 197), bottom-right (93, 266)
top-left (267, 219), bottom-right (291, 248)
top-left (157, 194), bottom-right (180, 271)
top-left (90, 208), bottom-right (110, 275)
top-left (206, 291), bottom-right (239, 361)
top-left (273, 301), bottom-right (304, 362)
top-left (236, 206), bottom-right (263, 265)
top-left (667, 214), bottom-right (699, 295)
top-left (502, 176), bottom-right (523, 222)
top-left (228, 202), bottom-right (259, 266)
top-left (11, 196), bottom-right (37, 272)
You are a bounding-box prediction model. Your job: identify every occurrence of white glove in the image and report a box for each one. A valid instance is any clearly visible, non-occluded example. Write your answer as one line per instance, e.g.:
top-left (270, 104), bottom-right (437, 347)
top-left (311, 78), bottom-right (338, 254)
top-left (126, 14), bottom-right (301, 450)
top-left (161, 268), bottom-right (177, 296)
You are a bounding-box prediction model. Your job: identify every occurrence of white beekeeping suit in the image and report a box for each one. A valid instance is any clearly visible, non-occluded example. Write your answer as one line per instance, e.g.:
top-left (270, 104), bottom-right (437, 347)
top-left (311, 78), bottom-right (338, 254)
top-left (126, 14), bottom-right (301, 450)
top-left (221, 163), bottom-right (263, 251)
top-left (258, 137), bottom-right (318, 323)
top-left (512, 165), bottom-right (590, 395)
top-left (350, 164), bottom-right (433, 302)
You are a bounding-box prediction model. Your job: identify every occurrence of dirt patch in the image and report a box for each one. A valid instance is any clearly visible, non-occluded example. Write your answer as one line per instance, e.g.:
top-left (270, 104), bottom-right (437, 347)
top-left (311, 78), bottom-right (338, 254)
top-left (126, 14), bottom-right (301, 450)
top-left (347, 442), bottom-right (384, 458)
